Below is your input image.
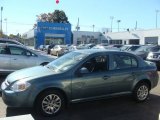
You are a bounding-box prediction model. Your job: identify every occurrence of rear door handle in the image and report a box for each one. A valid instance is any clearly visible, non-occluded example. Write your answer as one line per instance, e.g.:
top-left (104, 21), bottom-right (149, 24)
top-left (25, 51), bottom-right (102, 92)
top-left (103, 76), bottom-right (110, 80)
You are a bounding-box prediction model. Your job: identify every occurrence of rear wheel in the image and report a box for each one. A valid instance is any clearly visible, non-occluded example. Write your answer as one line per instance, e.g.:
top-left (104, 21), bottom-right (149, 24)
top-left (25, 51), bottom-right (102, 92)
top-left (133, 82), bottom-right (149, 102)
top-left (35, 90), bottom-right (65, 116)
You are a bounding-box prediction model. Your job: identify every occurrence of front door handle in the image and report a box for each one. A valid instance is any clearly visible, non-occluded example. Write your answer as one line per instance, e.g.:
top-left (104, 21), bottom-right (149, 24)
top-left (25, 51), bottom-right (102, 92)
top-left (103, 76), bottom-right (110, 80)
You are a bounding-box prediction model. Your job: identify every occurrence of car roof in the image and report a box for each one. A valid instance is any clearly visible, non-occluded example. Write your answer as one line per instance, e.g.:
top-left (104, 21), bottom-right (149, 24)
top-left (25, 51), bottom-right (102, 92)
top-left (0, 38), bottom-right (24, 45)
top-left (73, 49), bottom-right (134, 55)
top-left (0, 43), bottom-right (29, 50)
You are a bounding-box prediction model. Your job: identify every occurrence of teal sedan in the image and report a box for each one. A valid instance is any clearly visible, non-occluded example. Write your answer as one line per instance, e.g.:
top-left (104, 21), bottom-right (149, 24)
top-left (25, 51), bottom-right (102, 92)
top-left (1, 49), bottom-right (159, 116)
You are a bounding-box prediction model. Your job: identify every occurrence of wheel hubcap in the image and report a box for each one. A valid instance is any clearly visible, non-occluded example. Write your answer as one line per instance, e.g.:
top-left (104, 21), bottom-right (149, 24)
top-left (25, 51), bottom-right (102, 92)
top-left (137, 85), bottom-right (148, 101)
top-left (42, 94), bottom-right (61, 114)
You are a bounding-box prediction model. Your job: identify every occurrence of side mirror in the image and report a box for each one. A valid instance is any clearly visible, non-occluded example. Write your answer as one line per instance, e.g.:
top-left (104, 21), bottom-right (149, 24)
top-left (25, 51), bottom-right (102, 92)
top-left (76, 67), bottom-right (89, 77)
top-left (80, 67), bottom-right (89, 74)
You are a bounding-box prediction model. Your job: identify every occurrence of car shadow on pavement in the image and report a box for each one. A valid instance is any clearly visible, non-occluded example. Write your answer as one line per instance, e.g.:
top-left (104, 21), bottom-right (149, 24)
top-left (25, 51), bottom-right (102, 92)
top-left (5, 94), bottom-right (160, 120)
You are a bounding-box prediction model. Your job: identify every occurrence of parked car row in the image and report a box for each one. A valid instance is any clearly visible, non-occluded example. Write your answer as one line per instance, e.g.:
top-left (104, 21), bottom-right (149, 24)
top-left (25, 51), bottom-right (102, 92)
top-left (38, 43), bottom-right (160, 69)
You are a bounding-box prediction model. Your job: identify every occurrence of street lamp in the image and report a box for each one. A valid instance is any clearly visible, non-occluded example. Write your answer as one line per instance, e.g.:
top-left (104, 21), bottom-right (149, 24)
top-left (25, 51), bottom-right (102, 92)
top-left (117, 20), bottom-right (121, 32)
top-left (4, 18), bottom-right (7, 35)
top-left (156, 10), bottom-right (159, 28)
top-left (1, 6), bottom-right (3, 36)
top-left (110, 16), bottom-right (114, 32)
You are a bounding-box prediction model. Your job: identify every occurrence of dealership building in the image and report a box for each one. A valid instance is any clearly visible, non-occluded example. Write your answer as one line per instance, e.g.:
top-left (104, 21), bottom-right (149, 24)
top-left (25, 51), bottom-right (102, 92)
top-left (23, 22), bottom-right (160, 48)
top-left (104, 29), bottom-right (160, 45)
top-left (23, 22), bottom-right (71, 49)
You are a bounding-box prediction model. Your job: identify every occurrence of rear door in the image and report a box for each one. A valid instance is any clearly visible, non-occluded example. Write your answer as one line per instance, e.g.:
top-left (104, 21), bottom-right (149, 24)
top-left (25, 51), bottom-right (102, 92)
top-left (107, 53), bottom-right (140, 93)
top-left (0, 45), bottom-right (11, 72)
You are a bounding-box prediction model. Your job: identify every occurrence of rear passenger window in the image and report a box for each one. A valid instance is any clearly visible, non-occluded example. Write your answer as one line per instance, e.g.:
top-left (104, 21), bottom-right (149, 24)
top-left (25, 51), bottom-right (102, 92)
top-left (113, 55), bottom-right (138, 69)
top-left (0, 46), bottom-right (7, 54)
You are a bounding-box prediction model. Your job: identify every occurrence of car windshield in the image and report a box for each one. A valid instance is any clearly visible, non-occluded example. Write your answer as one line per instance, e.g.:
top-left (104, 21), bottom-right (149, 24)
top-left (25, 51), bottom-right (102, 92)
top-left (135, 46), bottom-right (154, 52)
top-left (46, 51), bottom-right (89, 72)
top-left (149, 46), bottom-right (160, 52)
top-left (127, 46), bottom-right (140, 51)
top-left (120, 45), bottom-right (130, 51)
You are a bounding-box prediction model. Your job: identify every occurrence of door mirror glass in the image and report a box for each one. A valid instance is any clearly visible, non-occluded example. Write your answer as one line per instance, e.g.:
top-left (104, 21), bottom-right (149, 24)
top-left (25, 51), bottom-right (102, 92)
top-left (79, 67), bottom-right (89, 74)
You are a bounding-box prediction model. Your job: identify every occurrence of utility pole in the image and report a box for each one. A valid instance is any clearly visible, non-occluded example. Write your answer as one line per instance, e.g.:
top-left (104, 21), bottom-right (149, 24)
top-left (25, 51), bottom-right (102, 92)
top-left (76, 18), bottom-right (80, 31)
top-left (117, 20), bottom-right (121, 32)
top-left (156, 10), bottom-right (159, 28)
top-left (1, 7), bottom-right (3, 36)
top-left (135, 21), bottom-right (137, 30)
top-left (110, 16), bottom-right (114, 32)
top-left (4, 18), bottom-right (7, 35)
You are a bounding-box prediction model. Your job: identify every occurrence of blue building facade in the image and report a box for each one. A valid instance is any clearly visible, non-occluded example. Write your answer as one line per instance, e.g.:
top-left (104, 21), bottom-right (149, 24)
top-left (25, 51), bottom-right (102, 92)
top-left (31, 22), bottom-right (71, 48)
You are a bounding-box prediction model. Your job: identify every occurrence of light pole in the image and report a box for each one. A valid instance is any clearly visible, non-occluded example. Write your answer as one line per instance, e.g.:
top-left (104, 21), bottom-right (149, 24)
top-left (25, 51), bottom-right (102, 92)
top-left (110, 16), bottom-right (114, 32)
top-left (117, 20), bottom-right (121, 32)
top-left (1, 6), bottom-right (3, 36)
top-left (156, 10), bottom-right (159, 28)
top-left (92, 24), bottom-right (95, 32)
top-left (4, 18), bottom-right (7, 35)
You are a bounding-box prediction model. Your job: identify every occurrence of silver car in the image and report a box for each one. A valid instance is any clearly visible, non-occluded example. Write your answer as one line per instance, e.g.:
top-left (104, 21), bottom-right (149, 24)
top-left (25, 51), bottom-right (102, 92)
top-left (50, 45), bottom-right (68, 57)
top-left (0, 43), bottom-right (57, 74)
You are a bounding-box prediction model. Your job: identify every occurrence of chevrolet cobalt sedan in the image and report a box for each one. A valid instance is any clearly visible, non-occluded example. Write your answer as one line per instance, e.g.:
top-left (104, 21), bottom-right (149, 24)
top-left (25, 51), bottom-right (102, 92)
top-left (1, 49), bottom-right (159, 116)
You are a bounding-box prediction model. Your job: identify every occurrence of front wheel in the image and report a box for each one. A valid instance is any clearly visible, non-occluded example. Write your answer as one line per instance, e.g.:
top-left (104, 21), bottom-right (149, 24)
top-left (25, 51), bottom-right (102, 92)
top-left (133, 82), bottom-right (150, 102)
top-left (35, 90), bottom-right (65, 116)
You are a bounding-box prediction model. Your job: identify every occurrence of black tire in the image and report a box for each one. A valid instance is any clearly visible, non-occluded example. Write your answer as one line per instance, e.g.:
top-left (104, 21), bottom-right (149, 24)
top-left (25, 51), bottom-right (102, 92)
top-left (132, 82), bottom-right (150, 102)
top-left (35, 90), bottom-right (65, 117)
top-left (40, 62), bottom-right (49, 66)
top-left (56, 52), bottom-right (59, 57)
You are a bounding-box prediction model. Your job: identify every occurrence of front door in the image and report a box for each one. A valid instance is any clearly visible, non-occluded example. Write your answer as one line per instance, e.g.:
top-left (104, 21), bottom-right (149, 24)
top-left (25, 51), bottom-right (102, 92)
top-left (72, 54), bottom-right (111, 100)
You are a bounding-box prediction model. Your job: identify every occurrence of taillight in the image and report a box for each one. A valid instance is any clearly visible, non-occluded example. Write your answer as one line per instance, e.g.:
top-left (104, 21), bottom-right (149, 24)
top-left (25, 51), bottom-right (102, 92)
top-left (147, 71), bottom-right (158, 78)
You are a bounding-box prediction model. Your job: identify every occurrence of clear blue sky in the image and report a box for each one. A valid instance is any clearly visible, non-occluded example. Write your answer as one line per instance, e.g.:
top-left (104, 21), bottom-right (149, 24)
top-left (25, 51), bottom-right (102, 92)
top-left (0, 0), bottom-right (160, 35)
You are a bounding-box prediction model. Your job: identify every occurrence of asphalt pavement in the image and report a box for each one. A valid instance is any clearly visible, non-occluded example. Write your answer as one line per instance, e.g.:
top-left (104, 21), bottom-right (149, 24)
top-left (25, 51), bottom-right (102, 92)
top-left (0, 75), bottom-right (160, 120)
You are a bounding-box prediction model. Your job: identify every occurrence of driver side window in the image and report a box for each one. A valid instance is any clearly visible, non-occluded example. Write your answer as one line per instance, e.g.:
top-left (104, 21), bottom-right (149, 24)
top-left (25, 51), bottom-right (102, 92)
top-left (80, 55), bottom-right (108, 74)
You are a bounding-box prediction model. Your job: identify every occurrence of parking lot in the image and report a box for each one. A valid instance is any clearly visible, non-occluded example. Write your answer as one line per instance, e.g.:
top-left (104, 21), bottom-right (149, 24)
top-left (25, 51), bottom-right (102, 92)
top-left (0, 74), bottom-right (160, 120)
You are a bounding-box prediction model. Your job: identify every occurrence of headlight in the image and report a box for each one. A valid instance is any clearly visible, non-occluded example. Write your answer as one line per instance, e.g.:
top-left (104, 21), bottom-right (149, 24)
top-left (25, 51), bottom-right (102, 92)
top-left (148, 53), bottom-right (153, 58)
top-left (10, 81), bottom-right (31, 92)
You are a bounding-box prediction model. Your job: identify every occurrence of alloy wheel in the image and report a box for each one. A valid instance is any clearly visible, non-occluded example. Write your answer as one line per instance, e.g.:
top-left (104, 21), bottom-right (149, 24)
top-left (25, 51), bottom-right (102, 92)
top-left (42, 94), bottom-right (62, 114)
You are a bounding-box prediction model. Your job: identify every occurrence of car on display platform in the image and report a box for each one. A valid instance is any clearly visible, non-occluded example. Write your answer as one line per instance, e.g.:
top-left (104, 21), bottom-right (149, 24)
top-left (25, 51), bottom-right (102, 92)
top-left (1, 49), bottom-right (159, 117)
top-left (0, 43), bottom-right (57, 75)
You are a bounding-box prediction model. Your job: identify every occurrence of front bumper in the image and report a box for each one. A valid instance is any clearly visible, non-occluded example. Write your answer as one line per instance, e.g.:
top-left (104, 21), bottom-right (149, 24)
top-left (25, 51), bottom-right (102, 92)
top-left (1, 82), bottom-right (34, 108)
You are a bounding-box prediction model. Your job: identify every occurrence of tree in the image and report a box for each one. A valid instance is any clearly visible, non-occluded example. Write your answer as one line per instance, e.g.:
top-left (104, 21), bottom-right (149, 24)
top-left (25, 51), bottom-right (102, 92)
top-left (36, 10), bottom-right (69, 23)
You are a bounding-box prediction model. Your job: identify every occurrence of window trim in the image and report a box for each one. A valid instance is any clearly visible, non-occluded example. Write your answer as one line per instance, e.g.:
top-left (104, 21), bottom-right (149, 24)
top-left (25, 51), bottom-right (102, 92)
top-left (112, 54), bottom-right (139, 70)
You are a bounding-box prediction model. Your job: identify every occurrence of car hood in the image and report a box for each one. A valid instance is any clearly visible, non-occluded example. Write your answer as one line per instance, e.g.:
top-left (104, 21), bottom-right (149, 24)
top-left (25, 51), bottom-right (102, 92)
top-left (150, 52), bottom-right (160, 55)
top-left (6, 66), bottom-right (56, 83)
top-left (39, 54), bottom-right (57, 60)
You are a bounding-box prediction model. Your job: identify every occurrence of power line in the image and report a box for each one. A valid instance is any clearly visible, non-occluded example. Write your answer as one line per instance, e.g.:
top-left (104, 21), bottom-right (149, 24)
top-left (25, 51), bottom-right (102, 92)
top-left (3, 21), bottom-right (34, 26)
